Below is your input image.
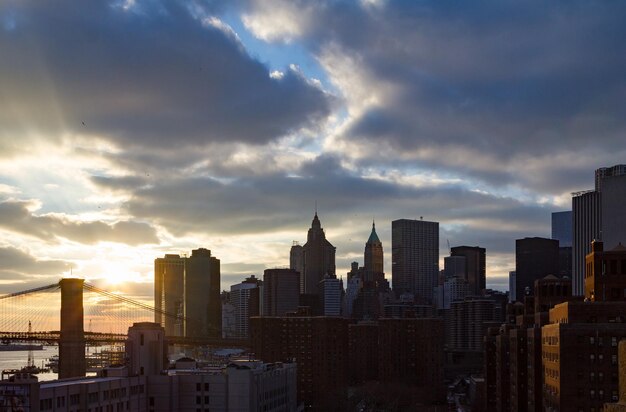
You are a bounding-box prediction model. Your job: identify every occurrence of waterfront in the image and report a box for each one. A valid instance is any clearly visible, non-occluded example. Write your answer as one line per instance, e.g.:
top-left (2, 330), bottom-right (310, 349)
top-left (0, 345), bottom-right (58, 381)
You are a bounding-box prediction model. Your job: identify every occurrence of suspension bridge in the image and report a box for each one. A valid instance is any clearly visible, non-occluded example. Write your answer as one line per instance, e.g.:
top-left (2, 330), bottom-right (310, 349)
top-left (0, 278), bottom-right (249, 378)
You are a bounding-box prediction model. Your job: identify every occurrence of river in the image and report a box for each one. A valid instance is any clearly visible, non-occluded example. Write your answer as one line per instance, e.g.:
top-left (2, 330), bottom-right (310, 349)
top-left (0, 346), bottom-right (58, 381)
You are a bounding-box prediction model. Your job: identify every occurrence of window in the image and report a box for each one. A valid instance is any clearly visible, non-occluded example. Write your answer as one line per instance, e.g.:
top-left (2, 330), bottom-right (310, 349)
top-left (70, 394), bottom-right (80, 405)
top-left (196, 383), bottom-right (201, 391)
top-left (196, 396), bottom-right (201, 405)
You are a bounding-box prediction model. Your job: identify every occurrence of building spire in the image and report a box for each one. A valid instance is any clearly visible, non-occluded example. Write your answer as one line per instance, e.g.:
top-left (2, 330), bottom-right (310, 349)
top-left (367, 219), bottom-right (380, 244)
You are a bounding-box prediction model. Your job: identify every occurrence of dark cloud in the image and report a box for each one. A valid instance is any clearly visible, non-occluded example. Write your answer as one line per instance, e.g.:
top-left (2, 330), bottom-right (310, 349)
top-left (94, 155), bottom-right (553, 259)
top-left (241, 0), bottom-right (626, 192)
top-left (0, 200), bottom-right (159, 245)
top-left (0, 246), bottom-right (69, 282)
top-left (0, 0), bottom-right (331, 149)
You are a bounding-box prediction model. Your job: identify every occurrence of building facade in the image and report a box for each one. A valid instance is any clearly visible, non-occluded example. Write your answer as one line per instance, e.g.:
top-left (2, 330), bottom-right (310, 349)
top-left (154, 254), bottom-right (185, 336)
top-left (294, 213), bottom-right (336, 296)
top-left (515, 237), bottom-right (560, 300)
top-left (184, 248), bottom-right (221, 338)
top-left (391, 218), bottom-right (439, 303)
top-left (263, 268), bottom-right (300, 316)
top-left (573, 165), bottom-right (626, 295)
top-left (229, 276), bottom-right (262, 339)
top-left (451, 246), bottom-right (486, 296)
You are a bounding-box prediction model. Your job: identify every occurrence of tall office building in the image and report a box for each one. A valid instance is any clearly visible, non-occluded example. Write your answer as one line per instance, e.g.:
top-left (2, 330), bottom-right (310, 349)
top-left (451, 246), bottom-right (486, 295)
top-left (551, 211), bottom-right (572, 247)
top-left (573, 165), bottom-right (626, 295)
top-left (392, 218), bottom-right (439, 303)
top-left (154, 254), bottom-right (185, 336)
top-left (289, 242), bottom-right (304, 292)
top-left (263, 268), bottom-right (300, 316)
top-left (184, 248), bottom-right (221, 338)
top-left (320, 274), bottom-right (343, 316)
top-left (364, 221), bottom-right (384, 281)
top-left (444, 255), bottom-right (466, 278)
top-left (515, 237), bottom-right (559, 299)
top-left (508, 271), bottom-right (516, 302)
top-left (230, 276), bottom-right (262, 339)
top-left (297, 213), bottom-right (336, 296)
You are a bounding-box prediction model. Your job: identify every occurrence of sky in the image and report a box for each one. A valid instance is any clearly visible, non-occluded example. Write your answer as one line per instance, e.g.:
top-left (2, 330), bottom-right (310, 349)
top-left (1, 0), bottom-right (626, 300)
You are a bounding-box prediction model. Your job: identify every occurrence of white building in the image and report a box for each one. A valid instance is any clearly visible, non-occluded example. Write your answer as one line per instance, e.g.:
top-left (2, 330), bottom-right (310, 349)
top-left (230, 276), bottom-right (262, 339)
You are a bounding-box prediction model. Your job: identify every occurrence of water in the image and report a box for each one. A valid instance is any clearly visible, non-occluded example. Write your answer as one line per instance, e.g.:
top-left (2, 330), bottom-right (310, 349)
top-left (0, 345), bottom-right (58, 381)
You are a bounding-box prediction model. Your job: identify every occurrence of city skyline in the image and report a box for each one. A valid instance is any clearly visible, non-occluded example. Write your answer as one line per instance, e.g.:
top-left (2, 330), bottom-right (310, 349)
top-left (2, 1), bottom-right (626, 300)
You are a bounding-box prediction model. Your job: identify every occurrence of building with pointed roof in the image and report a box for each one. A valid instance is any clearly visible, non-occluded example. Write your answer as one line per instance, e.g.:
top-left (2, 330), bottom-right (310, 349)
top-left (364, 220), bottom-right (384, 282)
top-left (297, 213), bottom-right (336, 296)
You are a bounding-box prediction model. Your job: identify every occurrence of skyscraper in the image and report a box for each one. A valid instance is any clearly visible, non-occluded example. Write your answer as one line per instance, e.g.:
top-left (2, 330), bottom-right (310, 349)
top-left (289, 242), bottom-right (304, 292)
top-left (573, 165), bottom-right (626, 295)
top-left (364, 221), bottom-right (383, 281)
top-left (184, 248), bottom-right (221, 338)
top-left (263, 268), bottom-right (300, 316)
top-left (392, 218), bottom-right (439, 303)
top-left (551, 211), bottom-right (572, 247)
top-left (515, 237), bottom-right (559, 299)
top-left (154, 254), bottom-right (185, 336)
top-left (230, 275), bottom-right (262, 339)
top-left (319, 274), bottom-right (343, 316)
top-left (450, 246), bottom-right (486, 296)
top-left (299, 213), bottom-right (336, 296)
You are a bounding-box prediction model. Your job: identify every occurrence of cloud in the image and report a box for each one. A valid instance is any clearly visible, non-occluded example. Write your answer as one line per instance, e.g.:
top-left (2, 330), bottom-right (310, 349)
top-left (94, 154), bottom-right (553, 254)
top-left (242, 0), bottom-right (626, 193)
top-left (0, 246), bottom-right (69, 281)
top-left (0, 200), bottom-right (159, 245)
top-left (0, 0), bottom-right (332, 151)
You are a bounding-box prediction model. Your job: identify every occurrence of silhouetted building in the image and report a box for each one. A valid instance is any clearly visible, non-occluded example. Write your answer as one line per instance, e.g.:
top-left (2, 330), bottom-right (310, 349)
top-left (184, 248), bottom-right (221, 338)
top-left (449, 297), bottom-right (494, 352)
top-left (297, 213), bottom-right (336, 296)
top-left (604, 340), bottom-right (626, 411)
top-left (250, 316), bottom-right (349, 410)
top-left (451, 246), bottom-right (486, 296)
top-left (515, 237), bottom-right (559, 299)
top-left (348, 223), bottom-right (392, 320)
top-left (378, 318), bottom-right (445, 403)
top-left (347, 321), bottom-right (379, 384)
top-left (585, 240), bottom-right (626, 301)
top-left (392, 218), bottom-right (439, 303)
top-left (552, 211), bottom-right (572, 247)
top-left (364, 221), bottom-right (384, 282)
top-left (289, 241), bottom-right (304, 292)
top-left (154, 254), bottom-right (185, 337)
top-left (435, 276), bottom-right (470, 310)
top-left (573, 165), bottom-right (626, 295)
top-left (229, 275), bottom-right (262, 339)
top-left (263, 268), bottom-right (300, 316)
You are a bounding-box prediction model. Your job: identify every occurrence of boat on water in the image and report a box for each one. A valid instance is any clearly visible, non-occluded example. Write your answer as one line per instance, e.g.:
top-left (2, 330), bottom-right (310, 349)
top-left (0, 343), bottom-right (44, 351)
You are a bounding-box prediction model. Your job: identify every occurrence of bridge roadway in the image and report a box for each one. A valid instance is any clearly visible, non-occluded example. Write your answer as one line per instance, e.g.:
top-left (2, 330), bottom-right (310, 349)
top-left (0, 331), bottom-right (250, 348)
